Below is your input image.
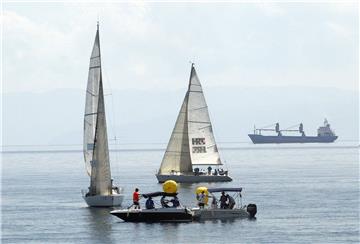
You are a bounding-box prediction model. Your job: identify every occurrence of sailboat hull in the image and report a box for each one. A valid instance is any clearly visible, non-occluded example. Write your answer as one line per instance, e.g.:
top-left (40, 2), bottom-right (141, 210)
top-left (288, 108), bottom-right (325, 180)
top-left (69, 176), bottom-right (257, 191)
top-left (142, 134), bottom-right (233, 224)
top-left (83, 194), bottom-right (124, 207)
top-left (156, 174), bottom-right (232, 183)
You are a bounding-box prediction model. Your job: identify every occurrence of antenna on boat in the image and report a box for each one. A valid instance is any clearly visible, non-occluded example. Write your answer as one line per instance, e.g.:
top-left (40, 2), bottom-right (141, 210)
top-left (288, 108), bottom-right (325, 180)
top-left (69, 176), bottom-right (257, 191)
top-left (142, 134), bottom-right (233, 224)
top-left (97, 14), bottom-right (100, 30)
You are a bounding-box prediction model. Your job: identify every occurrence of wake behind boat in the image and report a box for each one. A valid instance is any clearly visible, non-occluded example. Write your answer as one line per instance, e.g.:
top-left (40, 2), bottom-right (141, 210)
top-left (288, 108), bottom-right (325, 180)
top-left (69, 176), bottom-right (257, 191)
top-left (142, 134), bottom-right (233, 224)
top-left (156, 64), bottom-right (232, 183)
top-left (81, 23), bottom-right (124, 207)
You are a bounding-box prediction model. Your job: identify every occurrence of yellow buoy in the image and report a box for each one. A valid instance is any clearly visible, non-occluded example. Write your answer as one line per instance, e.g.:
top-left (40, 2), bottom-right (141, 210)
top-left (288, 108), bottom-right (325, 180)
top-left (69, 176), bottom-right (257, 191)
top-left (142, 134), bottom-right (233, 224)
top-left (195, 186), bottom-right (208, 195)
top-left (195, 186), bottom-right (209, 205)
top-left (163, 180), bottom-right (178, 193)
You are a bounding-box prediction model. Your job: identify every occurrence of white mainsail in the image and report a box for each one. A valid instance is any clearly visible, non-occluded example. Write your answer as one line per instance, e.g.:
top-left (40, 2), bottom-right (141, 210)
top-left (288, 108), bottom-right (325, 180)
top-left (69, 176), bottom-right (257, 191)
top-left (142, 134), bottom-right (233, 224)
top-left (83, 26), bottom-right (112, 196)
top-left (159, 65), bottom-right (222, 174)
top-left (187, 66), bottom-right (222, 166)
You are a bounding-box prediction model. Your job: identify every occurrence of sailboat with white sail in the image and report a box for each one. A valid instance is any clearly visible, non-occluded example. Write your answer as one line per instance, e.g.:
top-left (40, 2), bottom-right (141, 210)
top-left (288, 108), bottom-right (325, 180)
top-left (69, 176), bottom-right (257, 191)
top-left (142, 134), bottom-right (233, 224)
top-left (82, 24), bottom-right (124, 207)
top-left (156, 64), bottom-right (232, 183)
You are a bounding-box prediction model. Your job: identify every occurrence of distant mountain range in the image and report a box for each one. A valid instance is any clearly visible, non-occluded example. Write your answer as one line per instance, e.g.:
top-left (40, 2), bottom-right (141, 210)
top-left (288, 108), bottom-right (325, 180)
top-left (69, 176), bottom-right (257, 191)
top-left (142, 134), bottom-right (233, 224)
top-left (2, 86), bottom-right (359, 149)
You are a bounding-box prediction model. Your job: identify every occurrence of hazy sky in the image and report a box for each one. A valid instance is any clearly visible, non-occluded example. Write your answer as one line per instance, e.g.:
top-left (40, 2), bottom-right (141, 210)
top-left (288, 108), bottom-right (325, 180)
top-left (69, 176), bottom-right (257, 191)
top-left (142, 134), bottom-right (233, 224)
top-left (3, 1), bottom-right (359, 94)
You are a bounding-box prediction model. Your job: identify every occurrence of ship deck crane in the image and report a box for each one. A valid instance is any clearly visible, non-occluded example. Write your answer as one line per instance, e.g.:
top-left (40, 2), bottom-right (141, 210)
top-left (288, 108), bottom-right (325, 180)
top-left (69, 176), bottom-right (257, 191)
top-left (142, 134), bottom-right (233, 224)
top-left (254, 123), bottom-right (305, 136)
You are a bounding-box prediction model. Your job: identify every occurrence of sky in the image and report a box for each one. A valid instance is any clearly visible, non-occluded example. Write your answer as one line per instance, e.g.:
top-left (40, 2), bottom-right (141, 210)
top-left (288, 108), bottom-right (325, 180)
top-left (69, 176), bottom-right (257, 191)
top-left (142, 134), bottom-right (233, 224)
top-left (2, 1), bottom-right (359, 94)
top-left (1, 1), bottom-right (359, 148)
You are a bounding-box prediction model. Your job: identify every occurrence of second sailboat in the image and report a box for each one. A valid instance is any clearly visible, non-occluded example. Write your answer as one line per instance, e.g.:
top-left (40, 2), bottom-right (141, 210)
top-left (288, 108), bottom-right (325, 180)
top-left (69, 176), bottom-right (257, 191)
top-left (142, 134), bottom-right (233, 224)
top-left (156, 64), bottom-right (232, 183)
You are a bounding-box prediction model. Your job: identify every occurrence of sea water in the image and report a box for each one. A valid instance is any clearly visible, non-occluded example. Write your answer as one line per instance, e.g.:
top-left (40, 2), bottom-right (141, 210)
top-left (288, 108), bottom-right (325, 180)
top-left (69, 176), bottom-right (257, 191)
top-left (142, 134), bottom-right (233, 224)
top-left (1, 144), bottom-right (359, 243)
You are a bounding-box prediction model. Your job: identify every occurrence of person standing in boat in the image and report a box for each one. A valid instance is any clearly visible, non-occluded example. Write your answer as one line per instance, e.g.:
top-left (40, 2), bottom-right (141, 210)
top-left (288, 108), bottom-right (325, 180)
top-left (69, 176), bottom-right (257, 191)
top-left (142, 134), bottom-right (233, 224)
top-left (207, 166), bottom-right (212, 175)
top-left (220, 191), bottom-right (228, 209)
top-left (133, 188), bottom-right (141, 209)
top-left (198, 191), bottom-right (206, 209)
top-left (227, 194), bottom-right (235, 209)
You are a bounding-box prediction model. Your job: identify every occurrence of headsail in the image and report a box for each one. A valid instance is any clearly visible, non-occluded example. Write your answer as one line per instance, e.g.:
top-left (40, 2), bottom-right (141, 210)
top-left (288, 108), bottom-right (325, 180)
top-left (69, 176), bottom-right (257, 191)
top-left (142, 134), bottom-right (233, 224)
top-left (83, 25), bottom-right (112, 195)
top-left (158, 93), bottom-right (193, 174)
top-left (187, 65), bottom-right (222, 165)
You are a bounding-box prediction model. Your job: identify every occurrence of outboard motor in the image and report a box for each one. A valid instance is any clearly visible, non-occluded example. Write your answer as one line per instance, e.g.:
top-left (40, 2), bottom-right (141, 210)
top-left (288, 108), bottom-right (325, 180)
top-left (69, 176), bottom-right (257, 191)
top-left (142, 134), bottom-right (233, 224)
top-left (247, 204), bottom-right (257, 218)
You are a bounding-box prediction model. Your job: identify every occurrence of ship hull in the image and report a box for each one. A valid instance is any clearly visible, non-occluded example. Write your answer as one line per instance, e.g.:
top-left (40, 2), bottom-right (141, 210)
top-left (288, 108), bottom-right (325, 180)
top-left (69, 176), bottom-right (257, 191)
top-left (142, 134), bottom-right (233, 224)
top-left (248, 134), bottom-right (338, 144)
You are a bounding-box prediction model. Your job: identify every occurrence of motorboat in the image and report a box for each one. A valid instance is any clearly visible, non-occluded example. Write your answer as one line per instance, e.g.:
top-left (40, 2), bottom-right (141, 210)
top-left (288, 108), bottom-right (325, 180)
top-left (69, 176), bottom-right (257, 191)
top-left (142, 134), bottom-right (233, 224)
top-left (192, 187), bottom-right (257, 221)
top-left (110, 192), bottom-right (193, 222)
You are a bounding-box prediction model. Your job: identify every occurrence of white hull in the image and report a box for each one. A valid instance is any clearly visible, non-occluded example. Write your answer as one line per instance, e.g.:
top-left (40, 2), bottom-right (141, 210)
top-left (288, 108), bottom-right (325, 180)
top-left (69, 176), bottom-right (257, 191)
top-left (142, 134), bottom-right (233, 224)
top-left (192, 208), bottom-right (249, 220)
top-left (156, 174), bottom-right (232, 183)
top-left (83, 194), bottom-right (124, 207)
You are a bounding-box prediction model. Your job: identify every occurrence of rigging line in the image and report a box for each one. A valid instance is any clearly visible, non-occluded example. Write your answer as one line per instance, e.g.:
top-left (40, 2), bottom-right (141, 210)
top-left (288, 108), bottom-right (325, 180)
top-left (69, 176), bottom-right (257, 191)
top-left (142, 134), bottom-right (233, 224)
top-left (283, 123), bottom-right (300, 130)
top-left (191, 106), bottom-right (208, 111)
top-left (259, 123), bottom-right (277, 129)
top-left (101, 59), bottom-right (120, 179)
top-left (86, 90), bottom-right (97, 96)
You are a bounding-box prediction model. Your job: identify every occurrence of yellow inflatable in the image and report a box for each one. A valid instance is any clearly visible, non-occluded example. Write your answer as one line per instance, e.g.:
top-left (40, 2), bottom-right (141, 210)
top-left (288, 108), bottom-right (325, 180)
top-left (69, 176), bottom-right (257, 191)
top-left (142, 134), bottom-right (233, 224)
top-left (163, 180), bottom-right (178, 193)
top-left (195, 186), bottom-right (209, 205)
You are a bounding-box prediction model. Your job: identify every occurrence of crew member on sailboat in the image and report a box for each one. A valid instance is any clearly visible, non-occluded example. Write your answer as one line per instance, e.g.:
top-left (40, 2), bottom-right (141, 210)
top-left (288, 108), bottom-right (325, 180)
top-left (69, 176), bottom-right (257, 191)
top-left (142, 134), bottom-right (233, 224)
top-left (155, 64), bottom-right (232, 183)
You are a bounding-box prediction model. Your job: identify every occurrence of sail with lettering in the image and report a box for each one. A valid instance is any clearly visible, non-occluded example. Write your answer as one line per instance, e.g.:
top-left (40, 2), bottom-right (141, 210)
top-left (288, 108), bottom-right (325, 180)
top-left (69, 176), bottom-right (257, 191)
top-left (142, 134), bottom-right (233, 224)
top-left (187, 66), bottom-right (222, 166)
top-left (156, 64), bottom-right (231, 183)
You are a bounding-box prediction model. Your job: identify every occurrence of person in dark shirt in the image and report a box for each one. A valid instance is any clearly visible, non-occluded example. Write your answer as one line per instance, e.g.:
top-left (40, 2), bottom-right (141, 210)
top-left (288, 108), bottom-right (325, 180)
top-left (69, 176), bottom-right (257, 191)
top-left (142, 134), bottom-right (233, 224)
top-left (145, 197), bottom-right (155, 209)
top-left (207, 166), bottom-right (212, 175)
top-left (220, 191), bottom-right (228, 209)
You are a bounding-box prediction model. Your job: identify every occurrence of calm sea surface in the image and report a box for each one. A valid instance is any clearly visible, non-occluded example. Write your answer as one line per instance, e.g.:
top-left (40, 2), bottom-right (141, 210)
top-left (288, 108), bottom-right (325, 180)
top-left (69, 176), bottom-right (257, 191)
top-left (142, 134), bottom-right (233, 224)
top-left (2, 144), bottom-right (359, 243)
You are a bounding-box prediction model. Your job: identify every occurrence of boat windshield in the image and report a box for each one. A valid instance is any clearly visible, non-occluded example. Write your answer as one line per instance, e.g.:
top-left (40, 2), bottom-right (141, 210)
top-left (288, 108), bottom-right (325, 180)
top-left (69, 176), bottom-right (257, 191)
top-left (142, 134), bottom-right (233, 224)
top-left (142, 192), bottom-right (178, 198)
top-left (208, 188), bottom-right (242, 193)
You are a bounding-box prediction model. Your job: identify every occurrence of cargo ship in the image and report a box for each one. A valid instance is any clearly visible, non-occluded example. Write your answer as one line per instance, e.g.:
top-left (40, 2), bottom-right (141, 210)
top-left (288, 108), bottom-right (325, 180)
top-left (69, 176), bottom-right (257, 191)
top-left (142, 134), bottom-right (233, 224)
top-left (248, 119), bottom-right (338, 144)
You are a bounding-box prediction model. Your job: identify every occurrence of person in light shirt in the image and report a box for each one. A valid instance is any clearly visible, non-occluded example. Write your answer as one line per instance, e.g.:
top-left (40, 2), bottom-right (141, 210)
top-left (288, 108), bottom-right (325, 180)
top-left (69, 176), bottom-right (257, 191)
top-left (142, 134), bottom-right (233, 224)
top-left (198, 191), bottom-right (206, 209)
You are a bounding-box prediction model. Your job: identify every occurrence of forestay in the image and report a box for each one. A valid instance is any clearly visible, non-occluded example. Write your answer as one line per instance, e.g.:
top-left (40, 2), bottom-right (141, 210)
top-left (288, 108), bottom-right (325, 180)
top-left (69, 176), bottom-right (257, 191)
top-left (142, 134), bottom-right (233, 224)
top-left (83, 26), bottom-right (112, 195)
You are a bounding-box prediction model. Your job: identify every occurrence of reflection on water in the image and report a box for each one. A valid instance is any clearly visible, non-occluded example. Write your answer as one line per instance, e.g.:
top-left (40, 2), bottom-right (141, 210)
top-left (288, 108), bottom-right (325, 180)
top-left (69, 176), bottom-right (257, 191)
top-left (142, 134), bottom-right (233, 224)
top-left (85, 207), bottom-right (114, 243)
